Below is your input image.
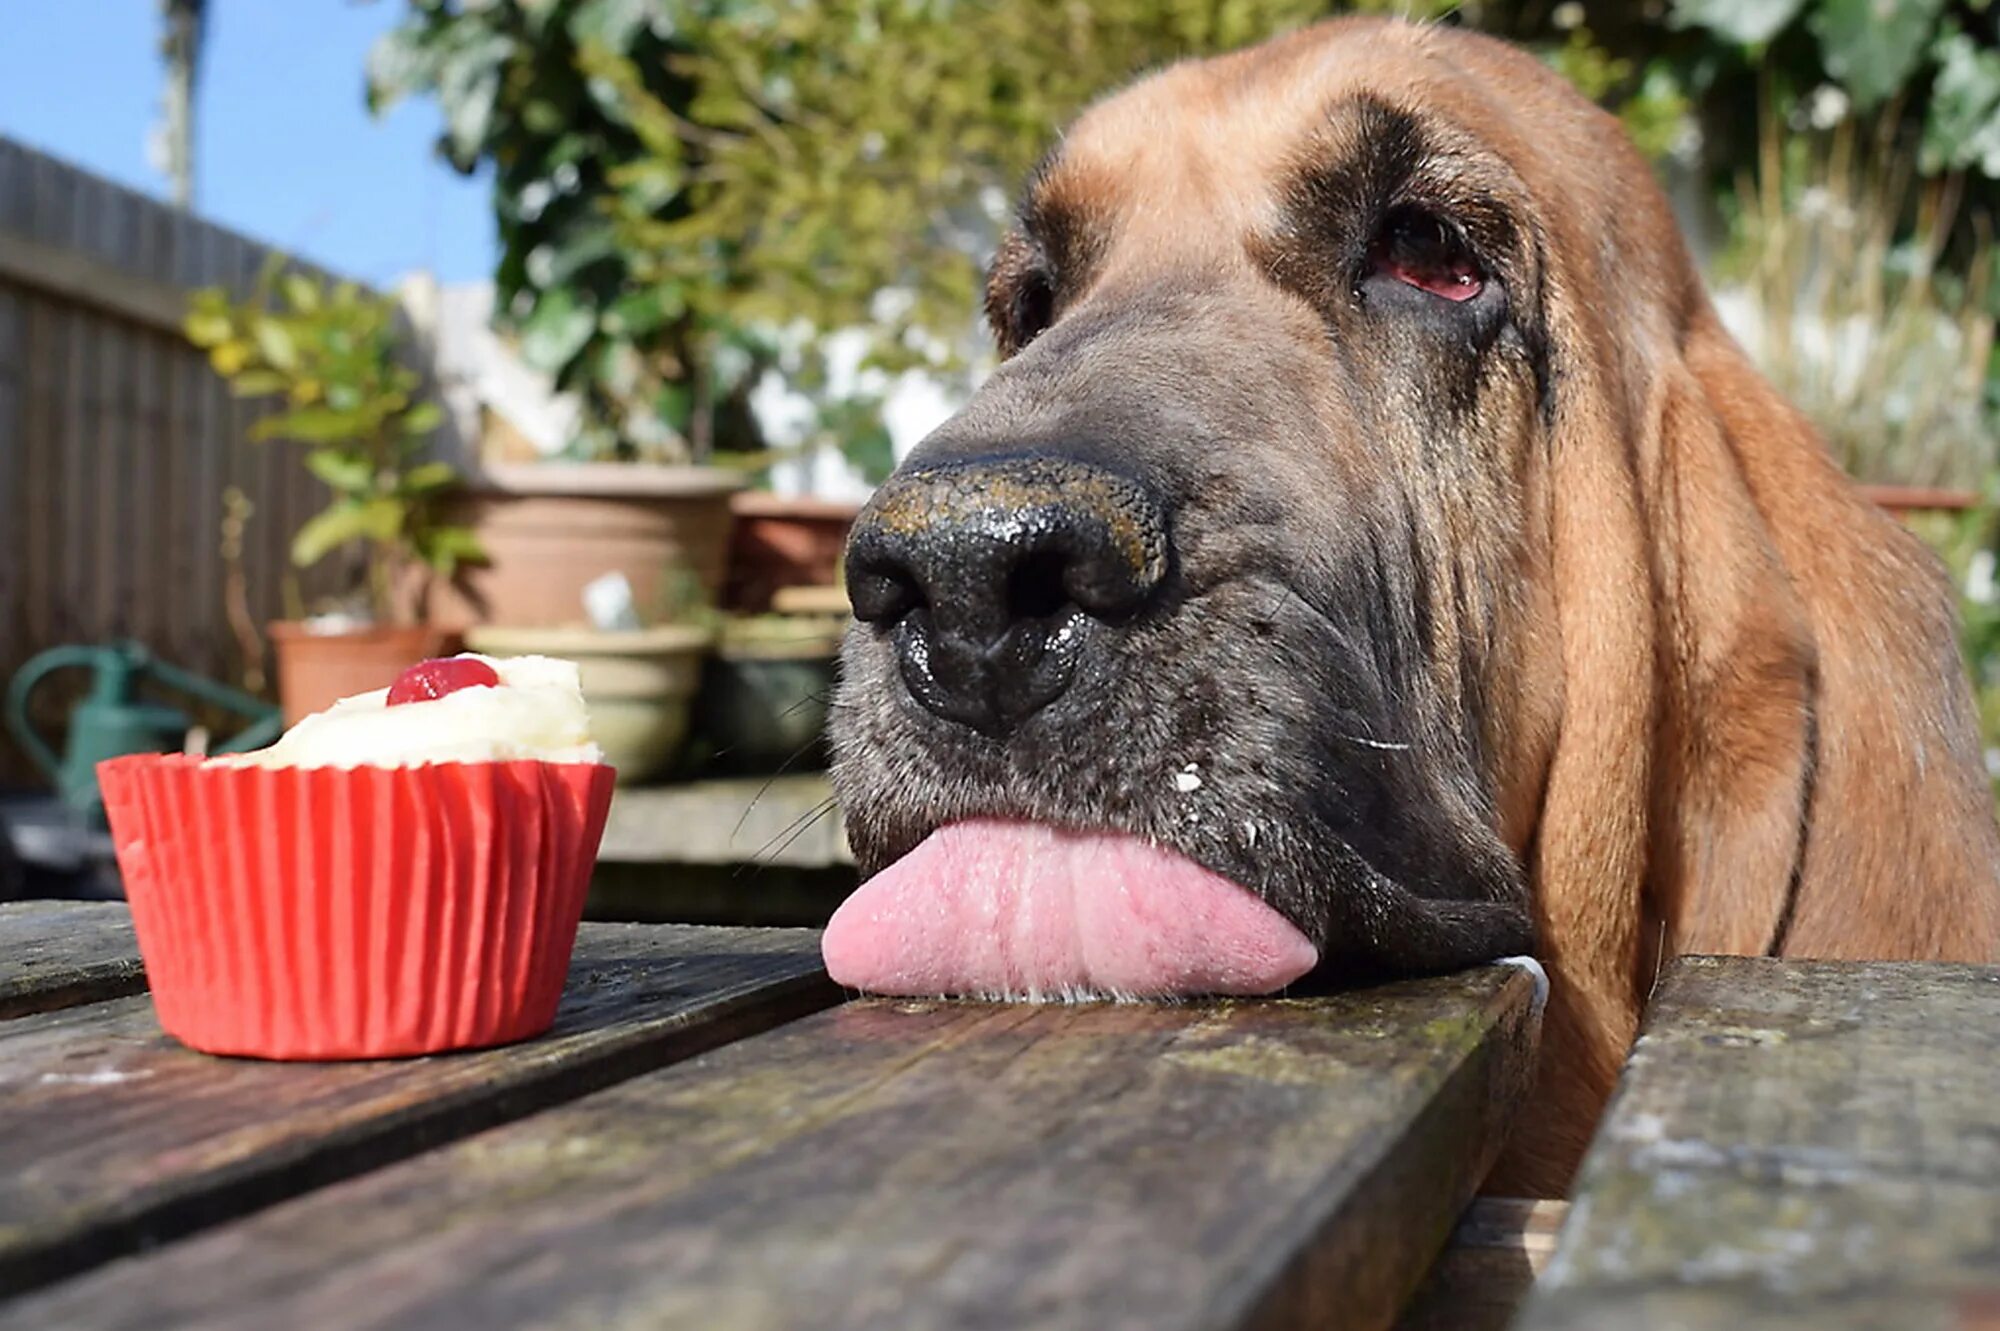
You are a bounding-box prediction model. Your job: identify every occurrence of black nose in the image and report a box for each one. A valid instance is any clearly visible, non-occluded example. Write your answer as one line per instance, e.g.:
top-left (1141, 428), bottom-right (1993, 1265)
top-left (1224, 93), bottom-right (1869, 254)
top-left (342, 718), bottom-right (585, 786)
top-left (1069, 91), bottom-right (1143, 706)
top-left (845, 456), bottom-right (1170, 735)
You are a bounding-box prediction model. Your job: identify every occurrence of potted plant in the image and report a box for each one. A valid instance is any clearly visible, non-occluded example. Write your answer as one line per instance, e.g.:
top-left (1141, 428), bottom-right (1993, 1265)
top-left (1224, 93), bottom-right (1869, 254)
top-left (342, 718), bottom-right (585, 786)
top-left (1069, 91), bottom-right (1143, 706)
top-left (687, 584), bottom-right (851, 775)
top-left (464, 568), bottom-right (715, 786)
top-left (725, 492), bottom-right (864, 613)
top-left (464, 620), bottom-right (709, 785)
top-left (186, 266), bottom-right (481, 723)
top-left (718, 360), bottom-right (894, 612)
top-left (426, 461), bottom-right (741, 633)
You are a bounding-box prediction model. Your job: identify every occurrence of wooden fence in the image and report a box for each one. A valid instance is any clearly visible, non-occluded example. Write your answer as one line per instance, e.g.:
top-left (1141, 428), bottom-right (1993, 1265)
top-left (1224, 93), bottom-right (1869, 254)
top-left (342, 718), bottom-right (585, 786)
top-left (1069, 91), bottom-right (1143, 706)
top-left (0, 136), bottom-right (342, 785)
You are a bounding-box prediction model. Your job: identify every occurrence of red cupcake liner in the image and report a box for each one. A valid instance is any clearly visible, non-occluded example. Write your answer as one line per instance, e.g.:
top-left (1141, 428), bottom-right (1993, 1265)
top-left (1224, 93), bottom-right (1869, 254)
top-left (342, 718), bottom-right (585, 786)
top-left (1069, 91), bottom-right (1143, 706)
top-left (98, 754), bottom-right (615, 1060)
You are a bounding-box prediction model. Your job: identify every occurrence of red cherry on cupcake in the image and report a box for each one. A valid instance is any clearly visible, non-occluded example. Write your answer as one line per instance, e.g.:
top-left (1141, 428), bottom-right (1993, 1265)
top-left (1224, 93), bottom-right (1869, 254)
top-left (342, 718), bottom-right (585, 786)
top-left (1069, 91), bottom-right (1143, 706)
top-left (388, 657), bottom-right (501, 706)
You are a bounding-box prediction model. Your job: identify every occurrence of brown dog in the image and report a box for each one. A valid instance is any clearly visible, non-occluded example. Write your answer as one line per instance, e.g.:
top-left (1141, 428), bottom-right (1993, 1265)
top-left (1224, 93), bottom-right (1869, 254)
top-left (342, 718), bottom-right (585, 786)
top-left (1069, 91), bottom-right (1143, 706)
top-left (827, 16), bottom-right (2000, 1196)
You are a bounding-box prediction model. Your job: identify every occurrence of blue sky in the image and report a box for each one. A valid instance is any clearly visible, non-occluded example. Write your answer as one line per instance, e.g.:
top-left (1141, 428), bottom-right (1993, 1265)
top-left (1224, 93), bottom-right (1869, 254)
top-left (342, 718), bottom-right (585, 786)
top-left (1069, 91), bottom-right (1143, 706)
top-left (0, 0), bottom-right (500, 286)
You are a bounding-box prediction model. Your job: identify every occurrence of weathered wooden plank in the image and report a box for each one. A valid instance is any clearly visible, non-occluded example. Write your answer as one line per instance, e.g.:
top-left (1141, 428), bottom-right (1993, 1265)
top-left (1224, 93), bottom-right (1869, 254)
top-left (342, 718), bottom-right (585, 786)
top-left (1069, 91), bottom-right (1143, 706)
top-left (1391, 1198), bottom-right (1565, 1331)
top-left (0, 901), bottom-right (144, 1019)
top-left (0, 286), bottom-right (22, 649)
top-left (1, 966), bottom-right (1540, 1331)
top-left (1519, 956), bottom-right (2000, 1331)
top-left (0, 922), bottom-right (836, 1299)
top-left (0, 231), bottom-right (187, 335)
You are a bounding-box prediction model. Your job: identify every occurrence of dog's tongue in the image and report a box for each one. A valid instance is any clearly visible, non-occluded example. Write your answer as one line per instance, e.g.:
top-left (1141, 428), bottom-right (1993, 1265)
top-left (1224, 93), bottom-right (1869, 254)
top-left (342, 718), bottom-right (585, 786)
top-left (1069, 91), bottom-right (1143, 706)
top-left (821, 820), bottom-right (1319, 999)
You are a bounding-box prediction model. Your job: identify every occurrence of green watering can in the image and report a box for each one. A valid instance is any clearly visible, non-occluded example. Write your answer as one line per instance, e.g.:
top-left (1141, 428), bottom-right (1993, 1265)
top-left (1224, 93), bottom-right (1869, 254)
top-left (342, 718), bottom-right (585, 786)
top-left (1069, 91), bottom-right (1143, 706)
top-left (5, 642), bottom-right (284, 824)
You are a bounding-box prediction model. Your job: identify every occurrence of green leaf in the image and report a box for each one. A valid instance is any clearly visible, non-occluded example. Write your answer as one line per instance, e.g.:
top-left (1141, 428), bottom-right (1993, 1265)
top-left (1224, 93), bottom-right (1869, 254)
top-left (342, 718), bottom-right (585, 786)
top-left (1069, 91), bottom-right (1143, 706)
top-left (252, 405), bottom-right (371, 444)
top-left (401, 461), bottom-right (460, 493)
top-left (281, 273), bottom-right (323, 314)
top-left (221, 369), bottom-right (288, 398)
top-left (252, 320), bottom-right (299, 373)
top-left (1925, 28), bottom-right (2000, 177)
top-left (569, 0), bottom-right (656, 51)
top-left (358, 497), bottom-right (406, 542)
top-left (255, 250), bottom-right (288, 291)
top-left (401, 400), bottom-right (446, 437)
top-left (365, 26), bottom-right (439, 113)
top-left (413, 523), bottom-right (486, 575)
top-left (520, 0), bottom-right (564, 39)
top-left (301, 450), bottom-right (376, 493)
top-left (839, 422), bottom-right (897, 487)
top-left (518, 286), bottom-right (597, 374)
top-left (654, 379), bottom-right (693, 433)
top-left (208, 340), bottom-right (253, 376)
top-left (525, 222), bottom-right (618, 289)
top-left (183, 309), bottom-right (234, 347)
top-left (1670, 0), bottom-right (1805, 48)
top-left (437, 32), bottom-right (515, 170)
top-left (1811, 0), bottom-right (1945, 111)
top-left (290, 503), bottom-right (373, 568)
top-left (605, 288), bottom-right (669, 337)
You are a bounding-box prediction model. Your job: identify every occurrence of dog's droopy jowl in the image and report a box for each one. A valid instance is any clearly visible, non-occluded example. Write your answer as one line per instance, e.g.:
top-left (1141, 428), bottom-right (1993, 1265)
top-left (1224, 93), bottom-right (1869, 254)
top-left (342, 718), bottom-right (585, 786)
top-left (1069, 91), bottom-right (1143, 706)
top-left (824, 17), bottom-right (2000, 1191)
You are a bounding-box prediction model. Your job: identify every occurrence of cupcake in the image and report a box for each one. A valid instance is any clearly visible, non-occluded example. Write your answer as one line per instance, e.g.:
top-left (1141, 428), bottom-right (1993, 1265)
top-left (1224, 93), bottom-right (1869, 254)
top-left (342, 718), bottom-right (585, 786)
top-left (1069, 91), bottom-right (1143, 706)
top-left (97, 654), bottom-right (615, 1060)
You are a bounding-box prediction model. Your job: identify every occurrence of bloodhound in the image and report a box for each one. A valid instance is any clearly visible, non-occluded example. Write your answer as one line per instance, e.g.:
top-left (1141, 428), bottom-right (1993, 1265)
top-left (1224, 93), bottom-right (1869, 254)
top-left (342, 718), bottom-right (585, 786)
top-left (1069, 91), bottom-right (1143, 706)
top-left (822, 16), bottom-right (2000, 1196)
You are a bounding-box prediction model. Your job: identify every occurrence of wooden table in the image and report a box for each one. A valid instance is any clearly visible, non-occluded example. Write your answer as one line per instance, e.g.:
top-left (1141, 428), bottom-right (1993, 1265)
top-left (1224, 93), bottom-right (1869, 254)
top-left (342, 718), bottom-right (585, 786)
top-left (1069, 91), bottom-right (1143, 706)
top-left (1517, 956), bottom-right (2000, 1331)
top-left (11, 905), bottom-right (1989, 1329)
top-left (0, 901), bottom-right (1539, 1331)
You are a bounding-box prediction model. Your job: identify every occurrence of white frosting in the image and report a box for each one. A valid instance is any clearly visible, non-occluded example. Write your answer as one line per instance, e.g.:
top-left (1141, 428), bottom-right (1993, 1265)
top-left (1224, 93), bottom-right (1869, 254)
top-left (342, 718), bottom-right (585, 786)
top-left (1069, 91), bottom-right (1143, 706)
top-left (223, 654), bottom-right (602, 769)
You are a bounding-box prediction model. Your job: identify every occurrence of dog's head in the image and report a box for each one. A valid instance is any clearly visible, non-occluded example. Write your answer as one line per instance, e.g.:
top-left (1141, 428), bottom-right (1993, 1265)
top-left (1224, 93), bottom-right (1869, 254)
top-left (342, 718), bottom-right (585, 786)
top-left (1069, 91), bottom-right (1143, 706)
top-left (823, 17), bottom-right (1992, 1008)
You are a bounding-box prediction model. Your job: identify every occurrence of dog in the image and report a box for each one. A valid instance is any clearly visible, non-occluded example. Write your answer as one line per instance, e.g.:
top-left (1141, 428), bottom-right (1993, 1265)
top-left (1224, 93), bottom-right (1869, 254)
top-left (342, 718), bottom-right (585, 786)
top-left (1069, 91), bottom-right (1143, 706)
top-left (822, 16), bottom-right (2000, 1196)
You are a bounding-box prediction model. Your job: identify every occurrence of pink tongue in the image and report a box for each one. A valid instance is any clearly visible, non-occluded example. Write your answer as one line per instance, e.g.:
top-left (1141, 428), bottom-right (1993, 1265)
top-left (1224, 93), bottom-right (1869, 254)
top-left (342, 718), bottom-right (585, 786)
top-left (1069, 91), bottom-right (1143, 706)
top-left (822, 820), bottom-right (1319, 999)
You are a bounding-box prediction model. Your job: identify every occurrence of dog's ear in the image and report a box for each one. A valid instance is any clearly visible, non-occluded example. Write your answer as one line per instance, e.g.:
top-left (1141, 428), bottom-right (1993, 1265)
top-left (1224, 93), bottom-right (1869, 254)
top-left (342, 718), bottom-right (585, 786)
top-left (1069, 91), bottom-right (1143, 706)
top-left (983, 231), bottom-right (1048, 359)
top-left (1676, 310), bottom-right (2000, 963)
top-left (1533, 299), bottom-right (2000, 1081)
top-left (1504, 268), bottom-right (2000, 1198)
top-left (1520, 283), bottom-right (1683, 1186)
top-left (1635, 323), bottom-right (1818, 960)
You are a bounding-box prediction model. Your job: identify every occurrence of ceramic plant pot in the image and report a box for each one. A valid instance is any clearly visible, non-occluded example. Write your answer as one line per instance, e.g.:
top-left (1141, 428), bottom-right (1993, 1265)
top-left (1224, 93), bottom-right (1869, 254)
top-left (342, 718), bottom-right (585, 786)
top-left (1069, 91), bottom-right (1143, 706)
top-left (723, 492), bottom-right (862, 613)
top-left (464, 624), bottom-right (712, 785)
top-left (267, 622), bottom-right (454, 727)
top-left (695, 615), bottom-right (847, 775)
top-left (428, 463), bottom-right (742, 632)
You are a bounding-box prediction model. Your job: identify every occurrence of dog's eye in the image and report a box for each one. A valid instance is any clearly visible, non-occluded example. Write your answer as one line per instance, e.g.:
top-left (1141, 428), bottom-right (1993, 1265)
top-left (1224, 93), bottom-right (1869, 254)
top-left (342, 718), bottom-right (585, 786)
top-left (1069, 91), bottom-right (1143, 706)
top-left (1370, 208), bottom-right (1483, 303)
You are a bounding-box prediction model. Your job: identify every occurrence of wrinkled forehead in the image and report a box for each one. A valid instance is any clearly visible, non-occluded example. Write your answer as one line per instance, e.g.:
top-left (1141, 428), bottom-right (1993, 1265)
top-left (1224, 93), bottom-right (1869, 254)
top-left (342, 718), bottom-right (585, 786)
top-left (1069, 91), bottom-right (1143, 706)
top-left (1027, 19), bottom-right (1632, 279)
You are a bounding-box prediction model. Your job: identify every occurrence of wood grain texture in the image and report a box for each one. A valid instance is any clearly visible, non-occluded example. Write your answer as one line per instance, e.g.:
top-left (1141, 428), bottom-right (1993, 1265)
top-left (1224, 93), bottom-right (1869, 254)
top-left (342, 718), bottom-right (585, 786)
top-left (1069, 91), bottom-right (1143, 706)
top-left (0, 922), bottom-right (835, 1298)
top-left (1519, 956), bottom-right (2000, 1331)
top-left (0, 966), bottom-right (1540, 1331)
top-left (0, 901), bottom-right (144, 1018)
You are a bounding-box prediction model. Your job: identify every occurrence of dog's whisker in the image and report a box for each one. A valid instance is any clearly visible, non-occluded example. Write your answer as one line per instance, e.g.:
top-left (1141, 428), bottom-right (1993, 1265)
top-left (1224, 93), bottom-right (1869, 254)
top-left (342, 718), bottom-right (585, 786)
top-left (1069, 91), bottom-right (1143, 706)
top-left (739, 797), bottom-right (840, 877)
top-left (732, 722), bottom-right (831, 839)
top-left (1338, 733), bottom-right (1412, 752)
top-left (741, 791), bottom-right (837, 861)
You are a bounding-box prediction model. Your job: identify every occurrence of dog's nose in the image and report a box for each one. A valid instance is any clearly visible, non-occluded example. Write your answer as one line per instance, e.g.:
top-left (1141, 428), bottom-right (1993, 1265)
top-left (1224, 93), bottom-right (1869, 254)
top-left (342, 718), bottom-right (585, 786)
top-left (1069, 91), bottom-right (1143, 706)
top-left (845, 456), bottom-right (1170, 734)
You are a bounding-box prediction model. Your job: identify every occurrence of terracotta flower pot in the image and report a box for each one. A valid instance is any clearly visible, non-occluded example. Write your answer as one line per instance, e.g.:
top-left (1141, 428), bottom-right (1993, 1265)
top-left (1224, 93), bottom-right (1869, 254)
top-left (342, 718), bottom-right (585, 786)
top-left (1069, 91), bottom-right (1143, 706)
top-left (267, 622), bottom-right (453, 727)
top-left (724, 492), bottom-right (863, 613)
top-left (465, 624), bottom-right (712, 785)
top-left (1858, 485), bottom-right (1979, 523)
top-left (425, 463), bottom-right (743, 632)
